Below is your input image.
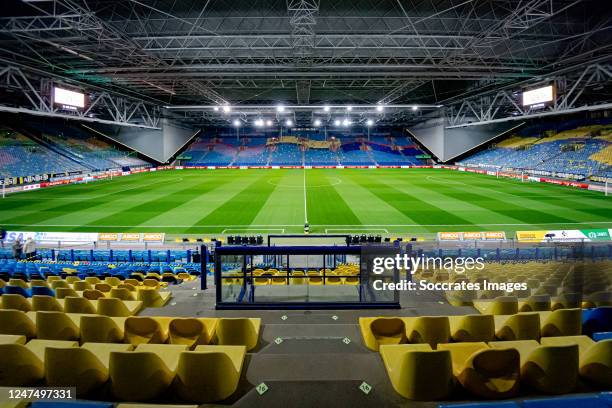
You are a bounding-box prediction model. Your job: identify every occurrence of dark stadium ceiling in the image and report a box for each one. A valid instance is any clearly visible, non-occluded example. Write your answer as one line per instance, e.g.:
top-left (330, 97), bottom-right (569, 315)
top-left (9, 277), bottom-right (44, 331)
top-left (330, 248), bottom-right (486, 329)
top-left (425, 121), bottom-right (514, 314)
top-left (0, 0), bottom-right (610, 127)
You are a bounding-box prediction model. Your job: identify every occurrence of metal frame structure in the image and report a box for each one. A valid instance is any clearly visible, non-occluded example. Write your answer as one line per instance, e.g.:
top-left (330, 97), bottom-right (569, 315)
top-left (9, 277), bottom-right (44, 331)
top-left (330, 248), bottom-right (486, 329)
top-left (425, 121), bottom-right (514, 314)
top-left (0, 0), bottom-right (609, 127)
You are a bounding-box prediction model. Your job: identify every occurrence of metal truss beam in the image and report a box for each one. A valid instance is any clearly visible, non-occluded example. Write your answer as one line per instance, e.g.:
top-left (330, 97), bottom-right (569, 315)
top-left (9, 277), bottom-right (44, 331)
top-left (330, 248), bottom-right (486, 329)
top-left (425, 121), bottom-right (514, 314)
top-left (0, 64), bottom-right (161, 128)
top-left (445, 63), bottom-right (612, 126)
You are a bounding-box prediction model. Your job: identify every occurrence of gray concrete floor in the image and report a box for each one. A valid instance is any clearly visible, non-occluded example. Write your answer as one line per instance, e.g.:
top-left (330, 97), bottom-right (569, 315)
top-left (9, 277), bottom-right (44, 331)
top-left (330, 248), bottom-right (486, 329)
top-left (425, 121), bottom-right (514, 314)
top-left (136, 276), bottom-right (604, 408)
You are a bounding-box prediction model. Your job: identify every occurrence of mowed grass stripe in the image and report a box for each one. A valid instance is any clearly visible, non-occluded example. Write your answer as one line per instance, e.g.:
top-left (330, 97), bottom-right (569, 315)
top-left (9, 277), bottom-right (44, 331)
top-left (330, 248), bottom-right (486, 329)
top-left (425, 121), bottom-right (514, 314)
top-left (371, 171), bottom-right (526, 228)
top-left (443, 171), bottom-right (612, 217)
top-left (0, 172), bottom-right (167, 214)
top-left (188, 172), bottom-right (278, 232)
top-left (140, 171), bottom-right (263, 227)
top-left (0, 174), bottom-right (184, 226)
top-left (250, 169), bottom-right (306, 227)
top-left (83, 176), bottom-right (226, 229)
top-left (330, 170), bottom-right (418, 227)
top-left (348, 170), bottom-right (473, 230)
top-left (424, 172), bottom-right (602, 224)
top-left (306, 169), bottom-right (361, 228)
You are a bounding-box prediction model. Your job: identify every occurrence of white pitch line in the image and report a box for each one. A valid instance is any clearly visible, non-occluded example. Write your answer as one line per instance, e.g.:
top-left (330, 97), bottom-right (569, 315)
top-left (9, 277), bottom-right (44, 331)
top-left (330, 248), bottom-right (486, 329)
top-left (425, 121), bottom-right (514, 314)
top-left (303, 168), bottom-right (308, 224)
top-left (3, 221), bottom-right (612, 228)
top-left (326, 228), bottom-right (389, 233)
top-left (222, 228), bottom-right (285, 234)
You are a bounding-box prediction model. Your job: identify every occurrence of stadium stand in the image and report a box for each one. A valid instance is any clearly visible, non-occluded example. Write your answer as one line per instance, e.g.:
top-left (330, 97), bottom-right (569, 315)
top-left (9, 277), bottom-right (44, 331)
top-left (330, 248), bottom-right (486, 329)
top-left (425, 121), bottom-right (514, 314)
top-left (460, 122), bottom-right (612, 179)
top-left (178, 132), bottom-right (427, 167)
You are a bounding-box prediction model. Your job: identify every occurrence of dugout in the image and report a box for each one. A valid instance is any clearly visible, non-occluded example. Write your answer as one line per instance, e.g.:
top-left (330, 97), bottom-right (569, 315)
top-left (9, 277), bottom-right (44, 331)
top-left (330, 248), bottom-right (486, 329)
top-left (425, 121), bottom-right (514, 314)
top-left (212, 245), bottom-right (403, 310)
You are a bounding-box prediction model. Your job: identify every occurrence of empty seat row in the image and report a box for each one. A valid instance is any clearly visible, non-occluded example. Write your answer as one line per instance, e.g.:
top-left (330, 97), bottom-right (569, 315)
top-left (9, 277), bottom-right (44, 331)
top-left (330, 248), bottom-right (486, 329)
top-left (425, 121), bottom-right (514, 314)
top-left (0, 337), bottom-right (245, 403)
top-left (380, 336), bottom-right (611, 400)
top-left (2, 294), bottom-right (143, 316)
top-left (473, 294), bottom-right (611, 315)
top-left (360, 309), bottom-right (586, 351)
top-left (0, 310), bottom-right (260, 350)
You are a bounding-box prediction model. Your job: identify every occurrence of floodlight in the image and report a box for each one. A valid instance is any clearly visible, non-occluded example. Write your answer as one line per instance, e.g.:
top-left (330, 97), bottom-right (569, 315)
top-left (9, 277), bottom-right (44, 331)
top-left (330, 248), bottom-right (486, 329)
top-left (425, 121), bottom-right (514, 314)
top-left (346, 106), bottom-right (352, 111)
top-left (323, 105), bottom-right (330, 112)
top-left (255, 119), bottom-right (263, 127)
top-left (334, 119), bottom-right (341, 126)
top-left (376, 105), bottom-right (384, 112)
top-left (342, 118), bottom-right (351, 127)
top-left (314, 119), bottom-right (322, 127)
top-left (285, 119), bottom-right (293, 127)
top-left (366, 119), bottom-right (374, 126)
top-left (213, 106), bottom-right (219, 112)
top-left (222, 105), bottom-right (231, 113)
top-left (277, 105), bottom-right (285, 113)
top-left (233, 119), bottom-right (241, 127)
top-left (266, 119), bottom-right (273, 126)
top-left (412, 106), bottom-right (418, 111)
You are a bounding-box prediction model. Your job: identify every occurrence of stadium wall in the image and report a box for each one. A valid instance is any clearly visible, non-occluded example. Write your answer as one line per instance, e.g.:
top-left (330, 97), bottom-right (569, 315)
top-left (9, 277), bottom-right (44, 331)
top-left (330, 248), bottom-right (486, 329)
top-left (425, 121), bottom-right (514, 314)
top-left (89, 118), bottom-right (198, 163)
top-left (407, 118), bottom-right (523, 162)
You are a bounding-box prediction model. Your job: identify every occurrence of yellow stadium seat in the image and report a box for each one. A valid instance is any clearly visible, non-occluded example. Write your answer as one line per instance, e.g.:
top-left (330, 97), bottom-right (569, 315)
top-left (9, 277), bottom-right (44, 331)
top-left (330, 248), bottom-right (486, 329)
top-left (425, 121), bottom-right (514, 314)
top-left (551, 293), bottom-right (582, 310)
top-left (62, 296), bottom-right (97, 314)
top-left (124, 316), bottom-right (168, 345)
top-left (177, 273), bottom-right (193, 281)
top-left (137, 289), bottom-right (172, 308)
top-left (379, 344), bottom-right (453, 400)
top-left (80, 315), bottom-right (125, 343)
top-left (118, 283), bottom-right (137, 292)
top-left (51, 280), bottom-right (70, 290)
top-left (474, 296), bottom-right (519, 315)
top-left (110, 344), bottom-right (188, 401)
top-left (65, 276), bottom-right (80, 285)
top-left (214, 318), bottom-right (260, 351)
top-left (8, 279), bottom-right (28, 288)
top-left (95, 283), bottom-right (112, 293)
top-left (308, 276), bottom-right (323, 285)
top-left (97, 298), bottom-right (142, 317)
top-left (494, 313), bottom-right (540, 341)
top-left (72, 281), bottom-right (93, 291)
top-left (2, 293), bottom-right (31, 312)
top-left (0, 310), bottom-right (36, 337)
top-left (29, 279), bottom-right (49, 288)
top-left (359, 317), bottom-right (407, 351)
top-left (174, 345), bottom-right (246, 402)
top-left (36, 311), bottom-right (80, 341)
top-left (143, 279), bottom-right (161, 289)
top-left (539, 309), bottom-right (582, 337)
top-left (55, 287), bottom-right (78, 299)
top-left (449, 314), bottom-right (495, 343)
top-left (31, 295), bottom-right (63, 312)
top-left (106, 277), bottom-right (122, 287)
top-left (84, 277), bottom-right (101, 285)
top-left (325, 276), bottom-right (343, 285)
top-left (83, 289), bottom-right (106, 300)
top-left (0, 334), bottom-right (26, 344)
top-left (46, 276), bottom-right (61, 283)
top-left (438, 342), bottom-right (520, 398)
top-left (167, 318), bottom-right (214, 347)
top-left (405, 316), bottom-right (450, 348)
top-left (45, 343), bottom-right (134, 395)
top-left (0, 339), bottom-right (77, 386)
top-left (110, 288), bottom-right (136, 301)
top-left (580, 339), bottom-right (612, 388)
top-left (124, 279), bottom-right (141, 287)
top-left (541, 335), bottom-right (612, 388)
top-left (490, 340), bottom-right (579, 394)
top-left (518, 295), bottom-right (551, 312)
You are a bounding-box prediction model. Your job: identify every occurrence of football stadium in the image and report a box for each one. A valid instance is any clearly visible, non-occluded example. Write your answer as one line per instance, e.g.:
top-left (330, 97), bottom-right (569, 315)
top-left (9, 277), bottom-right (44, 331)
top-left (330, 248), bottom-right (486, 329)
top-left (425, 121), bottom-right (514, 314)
top-left (0, 1), bottom-right (610, 407)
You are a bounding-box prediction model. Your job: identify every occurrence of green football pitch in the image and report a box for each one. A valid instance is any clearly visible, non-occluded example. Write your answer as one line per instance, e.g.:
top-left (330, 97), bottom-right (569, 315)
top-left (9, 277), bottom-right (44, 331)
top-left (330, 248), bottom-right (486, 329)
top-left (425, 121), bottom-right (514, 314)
top-left (0, 168), bottom-right (610, 236)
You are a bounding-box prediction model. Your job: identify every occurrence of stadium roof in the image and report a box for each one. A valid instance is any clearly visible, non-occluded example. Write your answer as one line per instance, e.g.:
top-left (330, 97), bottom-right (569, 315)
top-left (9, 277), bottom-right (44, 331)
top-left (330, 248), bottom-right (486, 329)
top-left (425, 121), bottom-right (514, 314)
top-left (0, 0), bottom-right (610, 126)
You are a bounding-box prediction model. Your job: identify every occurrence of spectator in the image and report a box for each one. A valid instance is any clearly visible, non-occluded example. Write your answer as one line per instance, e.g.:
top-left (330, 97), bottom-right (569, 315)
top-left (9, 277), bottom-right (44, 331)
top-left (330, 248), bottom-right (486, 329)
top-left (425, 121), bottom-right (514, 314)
top-left (24, 237), bottom-right (36, 260)
top-left (12, 238), bottom-right (22, 260)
